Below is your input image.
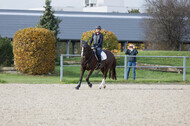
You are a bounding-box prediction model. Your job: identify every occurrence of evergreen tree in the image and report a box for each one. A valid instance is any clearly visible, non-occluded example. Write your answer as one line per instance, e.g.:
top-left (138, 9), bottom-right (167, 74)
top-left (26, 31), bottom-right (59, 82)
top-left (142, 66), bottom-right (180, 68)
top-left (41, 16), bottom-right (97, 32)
top-left (37, 0), bottom-right (61, 40)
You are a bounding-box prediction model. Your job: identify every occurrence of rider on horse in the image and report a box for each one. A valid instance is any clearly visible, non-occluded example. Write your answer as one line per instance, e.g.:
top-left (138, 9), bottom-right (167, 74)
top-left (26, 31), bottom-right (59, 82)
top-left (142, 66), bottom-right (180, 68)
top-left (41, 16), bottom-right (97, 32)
top-left (89, 25), bottom-right (103, 68)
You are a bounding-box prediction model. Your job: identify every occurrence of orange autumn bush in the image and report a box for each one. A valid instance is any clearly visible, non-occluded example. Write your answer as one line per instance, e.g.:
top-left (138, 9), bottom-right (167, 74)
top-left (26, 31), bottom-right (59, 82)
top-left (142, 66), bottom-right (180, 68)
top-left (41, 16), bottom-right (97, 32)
top-left (13, 28), bottom-right (56, 75)
top-left (81, 29), bottom-right (119, 51)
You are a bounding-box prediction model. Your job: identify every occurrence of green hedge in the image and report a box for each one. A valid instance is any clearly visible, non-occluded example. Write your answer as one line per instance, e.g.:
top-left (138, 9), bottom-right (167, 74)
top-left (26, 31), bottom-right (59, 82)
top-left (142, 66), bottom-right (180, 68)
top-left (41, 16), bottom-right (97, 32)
top-left (0, 35), bottom-right (13, 66)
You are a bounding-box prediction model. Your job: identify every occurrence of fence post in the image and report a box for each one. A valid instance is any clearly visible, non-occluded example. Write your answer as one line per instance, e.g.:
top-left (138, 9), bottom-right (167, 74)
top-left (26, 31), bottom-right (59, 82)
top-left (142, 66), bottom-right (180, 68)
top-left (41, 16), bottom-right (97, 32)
top-left (60, 55), bottom-right (63, 82)
top-left (124, 55), bottom-right (128, 80)
top-left (124, 41), bottom-right (128, 52)
top-left (183, 56), bottom-right (186, 81)
top-left (67, 40), bottom-right (71, 59)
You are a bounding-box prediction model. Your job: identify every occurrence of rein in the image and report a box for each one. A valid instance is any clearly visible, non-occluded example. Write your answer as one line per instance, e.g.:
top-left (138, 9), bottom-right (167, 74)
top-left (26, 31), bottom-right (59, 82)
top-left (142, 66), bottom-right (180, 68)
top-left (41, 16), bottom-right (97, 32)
top-left (84, 56), bottom-right (92, 65)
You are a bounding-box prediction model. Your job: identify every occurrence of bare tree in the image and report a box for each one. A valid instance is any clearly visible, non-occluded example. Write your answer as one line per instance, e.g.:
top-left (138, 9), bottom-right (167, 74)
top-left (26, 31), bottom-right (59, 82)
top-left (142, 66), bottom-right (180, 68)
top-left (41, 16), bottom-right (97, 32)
top-left (144, 0), bottom-right (190, 50)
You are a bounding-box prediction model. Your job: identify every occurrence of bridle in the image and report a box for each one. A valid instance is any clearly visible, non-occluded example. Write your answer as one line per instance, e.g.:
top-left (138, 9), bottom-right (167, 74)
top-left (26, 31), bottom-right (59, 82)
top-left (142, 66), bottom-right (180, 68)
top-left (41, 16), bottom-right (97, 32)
top-left (81, 46), bottom-right (94, 65)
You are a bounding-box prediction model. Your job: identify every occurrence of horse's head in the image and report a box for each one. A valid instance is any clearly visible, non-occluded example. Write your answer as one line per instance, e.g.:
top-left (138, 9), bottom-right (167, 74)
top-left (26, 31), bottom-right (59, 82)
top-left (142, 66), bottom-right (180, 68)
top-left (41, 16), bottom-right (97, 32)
top-left (81, 40), bottom-right (91, 58)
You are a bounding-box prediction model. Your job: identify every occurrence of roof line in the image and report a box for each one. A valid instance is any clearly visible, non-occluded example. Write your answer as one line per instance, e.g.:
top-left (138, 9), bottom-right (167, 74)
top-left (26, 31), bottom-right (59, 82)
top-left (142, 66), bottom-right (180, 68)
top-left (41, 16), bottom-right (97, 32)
top-left (0, 12), bottom-right (151, 19)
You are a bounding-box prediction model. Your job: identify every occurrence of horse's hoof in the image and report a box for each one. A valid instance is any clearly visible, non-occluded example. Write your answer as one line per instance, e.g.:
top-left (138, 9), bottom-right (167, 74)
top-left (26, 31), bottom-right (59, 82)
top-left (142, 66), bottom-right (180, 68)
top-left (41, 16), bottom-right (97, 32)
top-left (99, 87), bottom-right (102, 89)
top-left (103, 85), bottom-right (106, 89)
top-left (75, 86), bottom-right (80, 90)
top-left (88, 83), bottom-right (92, 88)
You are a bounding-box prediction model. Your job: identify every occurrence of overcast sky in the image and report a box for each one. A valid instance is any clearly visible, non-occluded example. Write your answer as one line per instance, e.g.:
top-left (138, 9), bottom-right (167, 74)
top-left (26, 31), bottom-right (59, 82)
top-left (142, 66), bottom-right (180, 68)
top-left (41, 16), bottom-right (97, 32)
top-left (0, 0), bottom-right (145, 11)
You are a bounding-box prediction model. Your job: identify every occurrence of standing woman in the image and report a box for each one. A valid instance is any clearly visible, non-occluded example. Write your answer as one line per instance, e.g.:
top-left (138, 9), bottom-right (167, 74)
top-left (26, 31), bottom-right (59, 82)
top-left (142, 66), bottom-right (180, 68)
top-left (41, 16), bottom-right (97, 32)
top-left (89, 25), bottom-right (103, 68)
top-left (125, 44), bottom-right (138, 80)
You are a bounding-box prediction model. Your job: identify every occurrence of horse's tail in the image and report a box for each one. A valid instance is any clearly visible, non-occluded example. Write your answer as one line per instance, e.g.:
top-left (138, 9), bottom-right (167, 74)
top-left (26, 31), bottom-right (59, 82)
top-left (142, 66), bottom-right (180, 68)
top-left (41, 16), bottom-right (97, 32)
top-left (109, 57), bottom-right (117, 80)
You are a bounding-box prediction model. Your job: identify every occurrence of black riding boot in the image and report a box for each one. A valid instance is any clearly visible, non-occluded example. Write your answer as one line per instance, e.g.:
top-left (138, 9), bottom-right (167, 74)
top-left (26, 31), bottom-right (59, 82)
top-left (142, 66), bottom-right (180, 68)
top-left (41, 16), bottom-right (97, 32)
top-left (98, 55), bottom-right (103, 69)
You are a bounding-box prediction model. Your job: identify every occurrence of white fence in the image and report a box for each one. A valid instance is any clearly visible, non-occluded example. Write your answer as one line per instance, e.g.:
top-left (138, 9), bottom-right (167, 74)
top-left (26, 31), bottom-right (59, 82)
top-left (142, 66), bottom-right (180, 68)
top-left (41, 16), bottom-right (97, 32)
top-left (60, 54), bottom-right (190, 82)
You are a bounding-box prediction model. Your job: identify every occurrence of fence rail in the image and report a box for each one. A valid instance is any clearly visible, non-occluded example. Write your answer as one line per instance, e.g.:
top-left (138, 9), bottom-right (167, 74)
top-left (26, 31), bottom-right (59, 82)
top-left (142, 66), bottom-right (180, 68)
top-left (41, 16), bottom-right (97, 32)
top-left (60, 54), bottom-right (190, 82)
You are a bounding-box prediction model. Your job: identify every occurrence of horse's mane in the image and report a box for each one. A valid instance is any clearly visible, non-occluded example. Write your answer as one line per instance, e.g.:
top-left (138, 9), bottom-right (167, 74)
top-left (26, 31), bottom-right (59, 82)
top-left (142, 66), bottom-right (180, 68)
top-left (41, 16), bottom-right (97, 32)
top-left (81, 41), bottom-right (91, 49)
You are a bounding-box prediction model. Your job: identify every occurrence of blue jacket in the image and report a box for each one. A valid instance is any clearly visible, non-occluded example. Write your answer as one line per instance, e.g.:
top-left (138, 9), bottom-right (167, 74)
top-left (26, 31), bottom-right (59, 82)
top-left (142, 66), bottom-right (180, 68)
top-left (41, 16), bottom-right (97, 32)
top-left (90, 33), bottom-right (103, 48)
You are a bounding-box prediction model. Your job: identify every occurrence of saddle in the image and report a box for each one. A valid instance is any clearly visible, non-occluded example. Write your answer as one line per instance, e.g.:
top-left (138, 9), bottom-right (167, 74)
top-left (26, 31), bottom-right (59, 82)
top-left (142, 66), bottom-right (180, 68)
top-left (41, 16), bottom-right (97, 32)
top-left (94, 51), bottom-right (107, 61)
top-left (94, 51), bottom-right (107, 69)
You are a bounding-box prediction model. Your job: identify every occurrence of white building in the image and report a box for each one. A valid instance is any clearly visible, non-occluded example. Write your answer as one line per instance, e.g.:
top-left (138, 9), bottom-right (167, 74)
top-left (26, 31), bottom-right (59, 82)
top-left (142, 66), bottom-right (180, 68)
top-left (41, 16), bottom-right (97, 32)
top-left (83, 0), bottom-right (126, 13)
top-left (28, 0), bottom-right (144, 13)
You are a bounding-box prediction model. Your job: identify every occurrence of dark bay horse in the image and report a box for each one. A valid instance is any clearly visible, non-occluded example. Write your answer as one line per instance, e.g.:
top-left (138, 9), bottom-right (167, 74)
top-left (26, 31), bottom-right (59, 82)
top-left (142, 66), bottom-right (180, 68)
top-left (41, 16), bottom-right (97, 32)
top-left (75, 41), bottom-right (117, 90)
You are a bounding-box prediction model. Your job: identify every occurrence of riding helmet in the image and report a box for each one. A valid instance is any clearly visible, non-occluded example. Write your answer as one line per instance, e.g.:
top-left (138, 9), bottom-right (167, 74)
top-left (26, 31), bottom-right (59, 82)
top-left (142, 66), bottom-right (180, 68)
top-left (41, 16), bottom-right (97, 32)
top-left (95, 25), bottom-right (101, 30)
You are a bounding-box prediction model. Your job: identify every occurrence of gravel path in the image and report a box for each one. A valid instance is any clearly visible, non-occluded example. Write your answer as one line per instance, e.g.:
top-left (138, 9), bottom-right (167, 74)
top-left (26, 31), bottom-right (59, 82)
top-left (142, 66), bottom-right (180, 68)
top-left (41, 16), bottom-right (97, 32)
top-left (0, 84), bottom-right (190, 126)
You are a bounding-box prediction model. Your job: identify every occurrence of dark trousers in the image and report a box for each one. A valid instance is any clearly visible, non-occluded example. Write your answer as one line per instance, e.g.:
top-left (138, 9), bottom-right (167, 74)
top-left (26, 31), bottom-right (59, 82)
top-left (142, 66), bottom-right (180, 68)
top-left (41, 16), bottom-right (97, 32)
top-left (96, 47), bottom-right (102, 57)
top-left (93, 47), bottom-right (102, 61)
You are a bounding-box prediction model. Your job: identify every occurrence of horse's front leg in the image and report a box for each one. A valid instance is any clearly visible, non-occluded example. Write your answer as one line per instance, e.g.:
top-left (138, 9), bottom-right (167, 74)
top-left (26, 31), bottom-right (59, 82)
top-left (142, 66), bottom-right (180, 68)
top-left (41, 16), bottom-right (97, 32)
top-left (75, 67), bottom-right (85, 90)
top-left (86, 69), bottom-right (94, 88)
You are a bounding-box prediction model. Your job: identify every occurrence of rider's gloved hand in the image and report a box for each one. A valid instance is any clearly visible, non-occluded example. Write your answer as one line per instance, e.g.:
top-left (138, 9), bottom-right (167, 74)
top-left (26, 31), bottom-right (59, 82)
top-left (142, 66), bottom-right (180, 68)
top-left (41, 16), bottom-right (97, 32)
top-left (91, 46), bottom-right (94, 49)
top-left (94, 45), bottom-right (98, 49)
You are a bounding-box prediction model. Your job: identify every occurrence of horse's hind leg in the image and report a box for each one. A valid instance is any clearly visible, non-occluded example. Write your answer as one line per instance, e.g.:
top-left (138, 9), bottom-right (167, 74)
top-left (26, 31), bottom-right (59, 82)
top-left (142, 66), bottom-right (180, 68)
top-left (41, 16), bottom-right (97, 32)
top-left (103, 80), bottom-right (106, 89)
top-left (86, 69), bottom-right (94, 88)
top-left (99, 78), bottom-right (106, 89)
top-left (99, 69), bottom-right (107, 89)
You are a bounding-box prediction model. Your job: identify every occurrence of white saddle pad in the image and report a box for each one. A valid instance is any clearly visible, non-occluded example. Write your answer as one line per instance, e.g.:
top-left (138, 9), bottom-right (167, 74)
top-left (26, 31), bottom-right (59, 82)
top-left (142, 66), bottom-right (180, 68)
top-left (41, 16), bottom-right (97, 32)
top-left (101, 51), bottom-right (107, 61)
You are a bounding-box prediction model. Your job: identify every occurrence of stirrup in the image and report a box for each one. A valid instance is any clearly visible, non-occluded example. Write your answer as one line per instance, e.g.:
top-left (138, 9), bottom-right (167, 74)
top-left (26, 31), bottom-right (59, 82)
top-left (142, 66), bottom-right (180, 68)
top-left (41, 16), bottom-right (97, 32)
top-left (98, 63), bottom-right (103, 69)
top-left (95, 63), bottom-right (102, 70)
